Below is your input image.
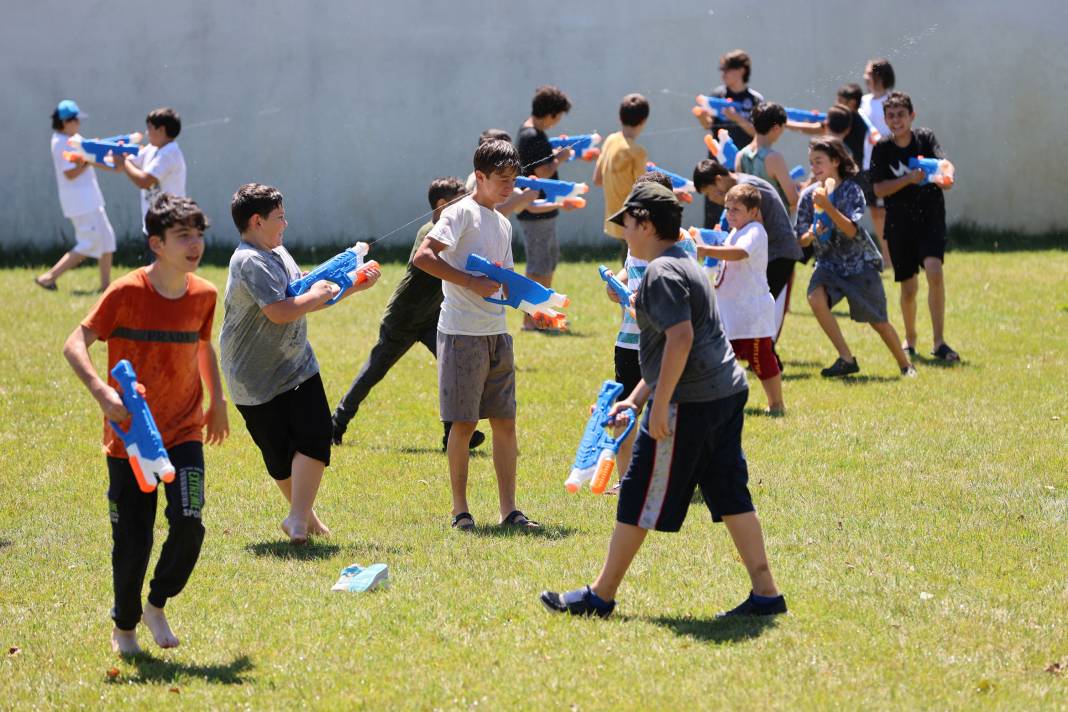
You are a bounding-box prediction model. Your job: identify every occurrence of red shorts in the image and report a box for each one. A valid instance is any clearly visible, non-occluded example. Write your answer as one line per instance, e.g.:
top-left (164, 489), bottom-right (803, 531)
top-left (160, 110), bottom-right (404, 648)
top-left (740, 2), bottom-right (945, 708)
top-left (729, 337), bottom-right (780, 381)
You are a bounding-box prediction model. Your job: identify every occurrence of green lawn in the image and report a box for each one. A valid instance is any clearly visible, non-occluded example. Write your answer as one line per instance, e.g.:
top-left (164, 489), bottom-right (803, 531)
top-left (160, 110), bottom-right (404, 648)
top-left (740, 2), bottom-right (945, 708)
top-left (1, 252), bottom-right (1066, 710)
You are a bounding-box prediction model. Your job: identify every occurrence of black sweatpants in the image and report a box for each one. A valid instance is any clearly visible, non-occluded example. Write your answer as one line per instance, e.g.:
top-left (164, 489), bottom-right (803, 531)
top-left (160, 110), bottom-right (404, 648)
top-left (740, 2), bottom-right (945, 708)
top-left (334, 321), bottom-right (438, 427)
top-left (107, 441), bottom-right (205, 631)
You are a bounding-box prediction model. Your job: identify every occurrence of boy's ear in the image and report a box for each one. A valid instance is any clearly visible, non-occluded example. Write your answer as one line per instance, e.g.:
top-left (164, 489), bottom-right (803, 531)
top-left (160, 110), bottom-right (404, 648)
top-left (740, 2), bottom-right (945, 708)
top-left (147, 233), bottom-right (165, 255)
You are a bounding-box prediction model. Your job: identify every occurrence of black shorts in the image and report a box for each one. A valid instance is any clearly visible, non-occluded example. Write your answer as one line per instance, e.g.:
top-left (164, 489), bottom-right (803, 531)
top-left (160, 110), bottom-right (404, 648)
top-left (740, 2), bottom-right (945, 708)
top-left (766, 258), bottom-right (795, 301)
top-left (235, 372), bottom-right (332, 480)
top-left (884, 204), bottom-right (947, 282)
top-left (617, 390), bottom-right (754, 532)
top-left (613, 346), bottom-right (642, 399)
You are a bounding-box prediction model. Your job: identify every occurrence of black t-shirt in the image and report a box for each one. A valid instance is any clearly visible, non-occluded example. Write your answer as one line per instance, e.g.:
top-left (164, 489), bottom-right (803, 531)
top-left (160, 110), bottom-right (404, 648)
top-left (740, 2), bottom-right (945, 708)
top-left (870, 128), bottom-right (946, 213)
top-left (844, 111), bottom-right (867, 167)
top-left (707, 85), bottom-right (763, 149)
top-left (516, 125), bottom-right (558, 221)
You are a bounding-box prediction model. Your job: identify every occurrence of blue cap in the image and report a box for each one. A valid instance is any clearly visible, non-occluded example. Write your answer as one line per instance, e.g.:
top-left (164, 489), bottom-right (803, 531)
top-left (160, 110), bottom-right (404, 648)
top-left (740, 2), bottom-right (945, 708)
top-left (56, 100), bottom-right (83, 120)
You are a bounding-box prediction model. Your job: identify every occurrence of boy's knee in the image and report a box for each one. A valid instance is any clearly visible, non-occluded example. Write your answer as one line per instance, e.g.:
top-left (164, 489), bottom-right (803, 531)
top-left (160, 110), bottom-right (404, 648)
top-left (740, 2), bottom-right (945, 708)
top-left (900, 278), bottom-right (919, 298)
top-left (923, 258), bottom-right (944, 280)
top-left (806, 288), bottom-right (824, 308)
top-left (488, 418), bottom-right (516, 435)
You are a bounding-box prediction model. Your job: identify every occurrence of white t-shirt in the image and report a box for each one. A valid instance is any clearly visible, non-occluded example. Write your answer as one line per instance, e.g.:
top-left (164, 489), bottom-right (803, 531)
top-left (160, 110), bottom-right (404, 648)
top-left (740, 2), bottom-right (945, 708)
top-left (51, 132), bottom-right (105, 218)
top-left (132, 141), bottom-right (187, 222)
top-left (714, 221), bottom-right (775, 340)
top-left (860, 93), bottom-right (890, 170)
top-left (427, 195), bottom-right (514, 336)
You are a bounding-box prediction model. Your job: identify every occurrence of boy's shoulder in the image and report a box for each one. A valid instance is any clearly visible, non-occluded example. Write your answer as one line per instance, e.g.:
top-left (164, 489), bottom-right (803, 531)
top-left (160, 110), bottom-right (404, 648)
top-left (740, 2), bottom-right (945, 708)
top-left (187, 272), bottom-right (219, 298)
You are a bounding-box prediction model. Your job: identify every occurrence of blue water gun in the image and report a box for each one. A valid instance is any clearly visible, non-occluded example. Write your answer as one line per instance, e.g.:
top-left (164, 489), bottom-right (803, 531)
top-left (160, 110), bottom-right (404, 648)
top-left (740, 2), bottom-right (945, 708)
top-left (645, 162), bottom-right (695, 203)
top-left (465, 253), bottom-right (570, 330)
top-left (704, 129), bottom-right (738, 169)
top-left (286, 243), bottom-right (379, 305)
top-left (549, 132), bottom-right (602, 161)
top-left (109, 359), bottom-right (176, 494)
top-left (514, 175), bottom-right (588, 209)
top-left (908, 156), bottom-right (955, 187)
top-left (565, 381), bottom-right (637, 494)
top-left (63, 132), bottom-right (143, 167)
top-left (599, 265), bottom-right (635, 319)
top-left (811, 178), bottom-right (837, 242)
top-left (693, 94), bottom-right (751, 121)
top-left (785, 106), bottom-right (828, 124)
top-left (790, 164), bottom-right (807, 182)
top-left (688, 227), bottom-right (730, 268)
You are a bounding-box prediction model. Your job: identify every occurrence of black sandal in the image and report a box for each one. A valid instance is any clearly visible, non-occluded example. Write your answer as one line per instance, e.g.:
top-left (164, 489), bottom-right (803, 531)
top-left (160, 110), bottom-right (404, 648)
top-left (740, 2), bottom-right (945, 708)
top-left (451, 512), bottom-right (474, 531)
top-left (500, 510), bottom-right (540, 529)
top-left (931, 343), bottom-right (960, 362)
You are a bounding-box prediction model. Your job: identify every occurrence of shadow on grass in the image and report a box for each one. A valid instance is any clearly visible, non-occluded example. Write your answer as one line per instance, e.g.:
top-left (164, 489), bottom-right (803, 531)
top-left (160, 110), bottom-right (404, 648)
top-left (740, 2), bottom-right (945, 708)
top-left (71, 288), bottom-right (104, 297)
top-left (116, 653), bottom-right (253, 685)
top-left (245, 540), bottom-right (340, 560)
top-left (780, 373), bottom-right (812, 382)
top-left (518, 329), bottom-right (591, 339)
top-left (0, 539), bottom-right (11, 552)
top-left (468, 523), bottom-right (577, 540)
top-left (914, 354), bottom-right (969, 369)
top-left (744, 407), bottom-right (787, 418)
top-left (646, 615), bottom-right (778, 644)
top-left (783, 359), bottom-right (822, 368)
top-left (837, 375), bottom-right (901, 384)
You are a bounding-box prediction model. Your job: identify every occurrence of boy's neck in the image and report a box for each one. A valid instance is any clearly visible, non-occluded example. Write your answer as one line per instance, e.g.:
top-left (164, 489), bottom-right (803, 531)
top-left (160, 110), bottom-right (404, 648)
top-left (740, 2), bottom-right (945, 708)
top-left (892, 129), bottom-right (913, 147)
top-left (629, 237), bottom-right (676, 262)
top-left (471, 189), bottom-right (497, 210)
top-left (529, 116), bottom-right (552, 132)
top-left (243, 231), bottom-right (279, 252)
top-left (755, 133), bottom-right (776, 149)
top-left (725, 81), bottom-right (747, 94)
top-left (620, 125), bottom-right (641, 140)
top-left (144, 261), bottom-right (189, 298)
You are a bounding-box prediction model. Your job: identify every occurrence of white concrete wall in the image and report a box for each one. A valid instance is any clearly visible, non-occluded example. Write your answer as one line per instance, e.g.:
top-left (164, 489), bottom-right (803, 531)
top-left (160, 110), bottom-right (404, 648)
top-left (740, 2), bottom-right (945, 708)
top-left (3, 0), bottom-right (1065, 251)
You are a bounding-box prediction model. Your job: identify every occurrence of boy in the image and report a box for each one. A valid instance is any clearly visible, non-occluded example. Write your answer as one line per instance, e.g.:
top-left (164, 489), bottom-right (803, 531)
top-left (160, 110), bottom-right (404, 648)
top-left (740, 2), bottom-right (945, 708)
top-left (220, 183), bottom-right (381, 544)
top-left (860, 60), bottom-right (896, 257)
top-left (735, 102), bottom-right (799, 213)
top-left (693, 49), bottom-right (764, 228)
top-left (332, 177), bottom-right (487, 452)
top-left (593, 94), bottom-right (650, 241)
top-left (837, 83), bottom-right (873, 168)
top-left (515, 85), bottom-right (577, 330)
top-left (699, 184), bottom-right (785, 414)
top-left (413, 140), bottom-right (539, 530)
top-left (37, 100), bottom-right (116, 292)
top-left (540, 182), bottom-right (785, 618)
top-left (465, 129), bottom-right (540, 213)
top-left (62, 193), bottom-right (229, 656)
top-left (693, 159), bottom-right (801, 350)
top-left (871, 92), bottom-right (959, 362)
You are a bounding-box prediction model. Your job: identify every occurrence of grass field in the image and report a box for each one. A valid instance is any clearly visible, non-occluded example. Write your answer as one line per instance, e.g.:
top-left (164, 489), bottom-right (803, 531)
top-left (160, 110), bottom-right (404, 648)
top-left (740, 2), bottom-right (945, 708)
top-left (1, 251), bottom-right (1066, 710)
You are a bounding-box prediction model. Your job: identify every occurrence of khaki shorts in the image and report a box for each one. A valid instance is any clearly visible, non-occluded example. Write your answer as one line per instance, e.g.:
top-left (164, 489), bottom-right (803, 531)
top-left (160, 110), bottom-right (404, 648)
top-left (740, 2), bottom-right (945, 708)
top-left (71, 207), bottom-right (116, 259)
top-left (437, 332), bottom-right (516, 422)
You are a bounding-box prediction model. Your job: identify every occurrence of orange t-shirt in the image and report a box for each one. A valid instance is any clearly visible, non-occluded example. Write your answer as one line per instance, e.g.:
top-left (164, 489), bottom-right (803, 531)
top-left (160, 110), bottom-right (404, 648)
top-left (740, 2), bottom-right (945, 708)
top-left (82, 268), bottom-right (218, 458)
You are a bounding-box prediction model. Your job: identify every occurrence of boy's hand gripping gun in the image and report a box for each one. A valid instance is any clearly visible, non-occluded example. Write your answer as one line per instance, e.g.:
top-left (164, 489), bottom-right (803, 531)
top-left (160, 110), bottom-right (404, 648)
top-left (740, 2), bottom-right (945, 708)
top-left (514, 175), bottom-right (588, 209)
top-left (645, 162), bottom-right (695, 203)
top-left (108, 359), bottom-right (176, 494)
top-left (599, 265), bottom-right (635, 320)
top-left (908, 156), bottom-right (955, 188)
top-left (565, 380), bottom-right (637, 495)
top-left (63, 132), bottom-right (143, 167)
top-left (465, 253), bottom-right (570, 330)
top-left (286, 242), bottom-right (379, 305)
top-left (549, 133), bottom-right (602, 161)
top-left (812, 178), bottom-right (837, 242)
top-left (688, 227), bottom-right (730, 268)
top-left (704, 128), bottom-right (739, 170)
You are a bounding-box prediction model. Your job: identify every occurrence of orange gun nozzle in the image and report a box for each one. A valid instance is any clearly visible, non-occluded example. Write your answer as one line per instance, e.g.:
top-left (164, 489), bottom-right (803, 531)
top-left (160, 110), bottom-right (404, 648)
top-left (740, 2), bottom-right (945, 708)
top-left (591, 459), bottom-right (615, 495)
top-left (680, 193), bottom-right (694, 204)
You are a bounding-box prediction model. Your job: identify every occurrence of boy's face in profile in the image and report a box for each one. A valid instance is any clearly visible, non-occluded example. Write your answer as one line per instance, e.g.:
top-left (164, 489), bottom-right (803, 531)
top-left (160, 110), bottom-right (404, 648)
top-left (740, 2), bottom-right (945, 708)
top-left (62, 117), bottom-right (81, 136)
top-left (720, 66), bottom-right (745, 89)
top-left (247, 205), bottom-right (287, 249)
top-left (724, 201), bottom-right (759, 231)
top-left (146, 122), bottom-right (168, 147)
top-left (541, 112), bottom-right (565, 130)
top-left (864, 63), bottom-right (877, 92)
top-left (476, 168), bottom-right (517, 206)
top-left (699, 177), bottom-right (732, 206)
top-left (837, 95), bottom-right (859, 112)
top-left (883, 106), bottom-right (914, 138)
top-left (151, 224), bottom-right (205, 273)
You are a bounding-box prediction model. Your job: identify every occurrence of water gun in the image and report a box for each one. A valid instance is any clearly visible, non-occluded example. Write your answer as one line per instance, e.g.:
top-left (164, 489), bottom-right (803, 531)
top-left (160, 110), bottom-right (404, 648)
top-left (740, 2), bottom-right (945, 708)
top-left (704, 128), bottom-right (738, 170)
top-left (514, 175), bottom-right (588, 209)
top-left (693, 94), bottom-right (751, 121)
top-left (63, 132), bottom-right (143, 167)
top-left (108, 360), bottom-right (176, 494)
top-left (908, 156), bottom-right (955, 188)
top-left (645, 162), bottom-right (694, 203)
top-left (599, 265), bottom-right (635, 319)
top-left (465, 253), bottom-right (570, 330)
top-left (858, 111), bottom-right (882, 144)
top-left (811, 178), bottom-right (837, 242)
top-left (785, 106), bottom-right (827, 124)
top-left (549, 133), bottom-right (602, 161)
top-left (790, 165), bottom-right (807, 182)
top-left (286, 242), bottom-right (379, 305)
top-left (565, 380), bottom-right (637, 495)
top-left (688, 227), bottom-right (730, 268)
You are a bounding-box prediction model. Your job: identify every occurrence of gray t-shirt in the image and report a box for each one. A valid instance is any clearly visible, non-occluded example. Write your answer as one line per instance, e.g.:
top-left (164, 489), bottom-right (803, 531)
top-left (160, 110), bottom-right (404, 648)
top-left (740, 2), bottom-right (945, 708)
top-left (220, 241), bottom-right (319, 406)
top-left (737, 174), bottom-right (803, 263)
top-left (635, 243), bottom-right (748, 404)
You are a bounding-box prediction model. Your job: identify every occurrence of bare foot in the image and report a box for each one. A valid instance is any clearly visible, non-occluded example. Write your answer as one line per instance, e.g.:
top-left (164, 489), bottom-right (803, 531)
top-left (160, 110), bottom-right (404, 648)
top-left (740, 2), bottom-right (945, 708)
top-left (281, 516), bottom-right (308, 545)
top-left (309, 511), bottom-right (331, 537)
top-left (111, 627), bottom-right (142, 657)
top-left (141, 603), bottom-right (179, 649)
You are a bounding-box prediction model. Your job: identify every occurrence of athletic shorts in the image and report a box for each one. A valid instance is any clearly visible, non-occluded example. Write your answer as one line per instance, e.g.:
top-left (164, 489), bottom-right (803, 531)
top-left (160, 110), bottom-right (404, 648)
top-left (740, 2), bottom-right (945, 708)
top-left (730, 338), bottom-right (781, 381)
top-left (437, 332), bottom-right (516, 422)
top-left (517, 217), bottom-right (559, 276)
top-left (70, 207), bottom-right (116, 259)
top-left (617, 390), bottom-right (754, 532)
top-left (808, 265), bottom-right (888, 323)
top-left (614, 346), bottom-right (642, 398)
top-left (235, 372), bottom-right (331, 480)
top-left (884, 205), bottom-right (947, 282)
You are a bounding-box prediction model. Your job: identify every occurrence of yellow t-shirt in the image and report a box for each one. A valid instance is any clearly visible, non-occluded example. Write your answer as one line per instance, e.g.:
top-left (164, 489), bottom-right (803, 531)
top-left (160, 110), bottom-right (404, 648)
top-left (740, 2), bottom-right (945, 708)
top-left (596, 132), bottom-right (648, 238)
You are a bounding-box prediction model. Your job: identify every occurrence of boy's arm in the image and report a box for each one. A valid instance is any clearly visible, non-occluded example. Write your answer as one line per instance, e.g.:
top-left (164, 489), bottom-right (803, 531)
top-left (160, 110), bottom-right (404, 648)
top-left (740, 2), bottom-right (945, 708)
top-left (62, 159), bottom-right (93, 180)
top-left (62, 325), bottom-right (128, 421)
top-left (765, 153), bottom-right (799, 211)
top-left (873, 170), bottom-right (923, 199)
top-left (197, 340), bottom-right (230, 445)
top-left (260, 280), bottom-right (341, 324)
top-left (697, 245), bottom-right (749, 261)
top-left (112, 153), bottom-right (158, 190)
top-left (648, 321), bottom-right (693, 440)
top-left (496, 188), bottom-right (538, 216)
top-left (785, 120), bottom-right (823, 135)
top-left (592, 153), bottom-right (604, 186)
top-left (412, 237), bottom-right (499, 297)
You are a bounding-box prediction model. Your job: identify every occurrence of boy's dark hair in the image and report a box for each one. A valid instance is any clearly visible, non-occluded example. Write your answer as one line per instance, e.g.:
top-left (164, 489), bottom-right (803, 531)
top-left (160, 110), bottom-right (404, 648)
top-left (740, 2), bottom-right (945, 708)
top-left (882, 90), bottom-right (914, 115)
top-left (427, 176), bottom-right (467, 208)
top-left (751, 102), bottom-right (787, 135)
top-left (719, 49), bottom-right (752, 83)
top-left (50, 110), bottom-right (67, 131)
top-left (837, 83), bottom-right (863, 106)
top-left (146, 107), bottom-right (182, 138)
top-left (634, 170), bottom-right (673, 191)
top-left (868, 58), bottom-right (896, 90)
top-left (531, 85), bottom-right (572, 118)
top-left (626, 205), bottom-right (681, 242)
top-left (473, 139), bottom-right (521, 175)
top-left (724, 183), bottom-right (761, 212)
top-left (809, 136), bottom-right (859, 178)
top-left (826, 104), bottom-right (853, 135)
top-left (231, 182), bottom-right (284, 233)
top-left (692, 158), bottom-right (730, 191)
top-left (145, 193), bottom-right (209, 238)
top-left (478, 128), bottom-right (512, 146)
top-left (619, 93), bottom-right (650, 127)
